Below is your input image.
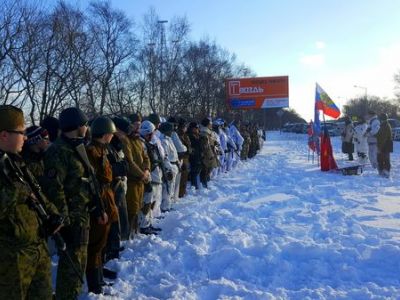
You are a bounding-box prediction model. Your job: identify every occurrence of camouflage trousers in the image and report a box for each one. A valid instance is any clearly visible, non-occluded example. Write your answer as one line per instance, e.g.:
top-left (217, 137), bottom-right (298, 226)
top-left (126, 180), bottom-right (144, 234)
top-left (0, 242), bottom-right (53, 300)
top-left (87, 216), bottom-right (111, 270)
top-left (240, 144), bottom-right (250, 160)
top-left (55, 226), bottom-right (89, 300)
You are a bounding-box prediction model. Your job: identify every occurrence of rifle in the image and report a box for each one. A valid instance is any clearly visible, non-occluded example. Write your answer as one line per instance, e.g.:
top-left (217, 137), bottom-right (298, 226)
top-left (152, 142), bottom-right (170, 194)
top-left (0, 152), bottom-right (84, 284)
top-left (74, 144), bottom-right (105, 219)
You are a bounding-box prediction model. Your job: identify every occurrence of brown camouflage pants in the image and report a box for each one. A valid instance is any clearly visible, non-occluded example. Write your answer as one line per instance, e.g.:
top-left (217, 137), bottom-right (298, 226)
top-left (0, 242), bottom-right (53, 300)
top-left (179, 158), bottom-right (189, 198)
top-left (126, 180), bottom-right (144, 234)
top-left (87, 216), bottom-right (111, 270)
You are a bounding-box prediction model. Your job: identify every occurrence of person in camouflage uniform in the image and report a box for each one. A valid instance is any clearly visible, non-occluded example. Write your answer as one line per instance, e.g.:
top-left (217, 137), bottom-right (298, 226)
top-left (0, 105), bottom-right (61, 300)
top-left (187, 122), bottom-right (202, 189)
top-left (199, 118), bottom-right (219, 188)
top-left (86, 116), bottom-right (119, 294)
top-left (376, 113), bottom-right (393, 178)
top-left (42, 107), bottom-right (103, 300)
top-left (240, 122), bottom-right (251, 160)
top-left (177, 118), bottom-right (191, 198)
top-left (114, 114), bottom-right (151, 237)
top-left (21, 126), bottom-right (51, 181)
top-left (248, 123), bottom-right (260, 159)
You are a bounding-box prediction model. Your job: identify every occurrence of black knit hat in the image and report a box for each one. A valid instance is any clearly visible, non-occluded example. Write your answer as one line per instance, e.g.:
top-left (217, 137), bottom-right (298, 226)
top-left (201, 117), bottom-right (211, 127)
top-left (148, 113), bottom-right (161, 126)
top-left (177, 117), bottom-right (187, 128)
top-left (40, 116), bottom-right (59, 142)
top-left (167, 116), bottom-right (178, 124)
top-left (188, 121), bottom-right (199, 131)
top-left (159, 122), bottom-right (174, 135)
top-left (59, 107), bottom-right (88, 132)
top-left (128, 113), bottom-right (142, 123)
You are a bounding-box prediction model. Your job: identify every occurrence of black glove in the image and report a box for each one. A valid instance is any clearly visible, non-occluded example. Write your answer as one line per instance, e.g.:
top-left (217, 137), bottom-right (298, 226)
top-left (150, 201), bottom-right (156, 210)
top-left (181, 162), bottom-right (188, 172)
top-left (166, 171), bottom-right (173, 181)
top-left (46, 214), bottom-right (64, 236)
top-left (144, 183), bottom-right (153, 193)
top-left (112, 160), bottom-right (128, 177)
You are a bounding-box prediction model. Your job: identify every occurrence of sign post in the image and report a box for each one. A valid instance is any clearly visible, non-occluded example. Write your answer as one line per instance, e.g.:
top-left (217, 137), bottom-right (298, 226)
top-left (276, 109), bottom-right (285, 133)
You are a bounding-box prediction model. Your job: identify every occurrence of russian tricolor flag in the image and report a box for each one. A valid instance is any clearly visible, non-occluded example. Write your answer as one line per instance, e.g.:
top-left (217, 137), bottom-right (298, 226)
top-left (315, 83), bottom-right (341, 119)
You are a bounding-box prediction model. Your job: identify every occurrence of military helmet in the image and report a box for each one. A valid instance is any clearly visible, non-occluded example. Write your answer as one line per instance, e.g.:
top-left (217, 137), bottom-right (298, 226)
top-left (139, 120), bottom-right (156, 137)
top-left (159, 122), bottom-right (174, 136)
top-left (112, 116), bottom-right (131, 134)
top-left (91, 116), bottom-right (116, 137)
top-left (59, 107), bottom-right (88, 132)
top-left (148, 113), bottom-right (161, 126)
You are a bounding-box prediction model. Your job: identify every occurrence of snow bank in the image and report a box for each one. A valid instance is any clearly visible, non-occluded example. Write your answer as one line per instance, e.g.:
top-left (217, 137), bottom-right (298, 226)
top-left (84, 132), bottom-right (400, 299)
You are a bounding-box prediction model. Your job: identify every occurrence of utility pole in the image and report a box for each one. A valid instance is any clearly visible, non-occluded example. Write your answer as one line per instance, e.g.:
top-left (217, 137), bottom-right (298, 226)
top-left (148, 43), bottom-right (156, 113)
top-left (158, 20), bottom-right (168, 115)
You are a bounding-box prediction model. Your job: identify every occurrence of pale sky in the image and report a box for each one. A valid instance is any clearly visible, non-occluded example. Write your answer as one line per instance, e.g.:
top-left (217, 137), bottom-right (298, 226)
top-left (75, 0), bottom-right (400, 120)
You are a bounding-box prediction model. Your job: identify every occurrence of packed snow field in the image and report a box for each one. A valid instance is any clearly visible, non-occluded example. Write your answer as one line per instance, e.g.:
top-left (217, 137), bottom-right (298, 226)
top-left (85, 131), bottom-right (400, 300)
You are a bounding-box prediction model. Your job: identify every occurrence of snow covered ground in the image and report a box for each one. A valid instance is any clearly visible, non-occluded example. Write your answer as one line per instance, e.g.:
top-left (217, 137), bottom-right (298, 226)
top-left (84, 131), bottom-right (400, 300)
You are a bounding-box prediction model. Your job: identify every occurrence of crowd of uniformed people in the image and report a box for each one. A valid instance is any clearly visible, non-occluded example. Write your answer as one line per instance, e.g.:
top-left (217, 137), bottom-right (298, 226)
top-left (0, 104), bottom-right (265, 299)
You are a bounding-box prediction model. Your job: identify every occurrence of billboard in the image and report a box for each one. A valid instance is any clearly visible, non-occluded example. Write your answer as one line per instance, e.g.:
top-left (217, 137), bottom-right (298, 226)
top-left (225, 76), bottom-right (289, 110)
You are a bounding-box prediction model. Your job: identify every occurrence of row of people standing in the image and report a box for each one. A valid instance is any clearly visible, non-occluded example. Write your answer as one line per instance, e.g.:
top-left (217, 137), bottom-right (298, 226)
top-left (341, 110), bottom-right (393, 177)
top-left (0, 103), bottom-right (265, 299)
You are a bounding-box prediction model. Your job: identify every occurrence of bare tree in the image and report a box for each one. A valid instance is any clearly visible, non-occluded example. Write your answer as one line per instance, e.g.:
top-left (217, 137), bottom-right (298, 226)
top-left (0, 1), bottom-right (259, 121)
top-left (85, 0), bottom-right (136, 115)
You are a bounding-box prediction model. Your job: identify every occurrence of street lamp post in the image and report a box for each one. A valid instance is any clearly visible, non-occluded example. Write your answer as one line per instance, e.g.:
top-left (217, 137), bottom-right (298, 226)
top-left (354, 85), bottom-right (367, 100)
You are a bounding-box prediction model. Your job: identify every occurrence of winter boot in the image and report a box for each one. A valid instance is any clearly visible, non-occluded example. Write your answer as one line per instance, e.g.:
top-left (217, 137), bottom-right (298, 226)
top-left (103, 267), bottom-right (118, 280)
top-left (149, 225), bottom-right (162, 231)
top-left (99, 267), bottom-right (114, 287)
top-left (140, 226), bottom-right (158, 235)
top-left (86, 268), bottom-right (103, 294)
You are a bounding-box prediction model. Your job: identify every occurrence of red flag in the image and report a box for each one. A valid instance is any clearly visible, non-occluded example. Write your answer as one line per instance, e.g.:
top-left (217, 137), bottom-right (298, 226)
top-left (307, 121), bottom-right (317, 152)
top-left (320, 131), bottom-right (337, 171)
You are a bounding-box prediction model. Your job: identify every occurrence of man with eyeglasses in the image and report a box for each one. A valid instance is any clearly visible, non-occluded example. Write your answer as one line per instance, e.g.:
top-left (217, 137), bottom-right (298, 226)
top-left (41, 107), bottom-right (105, 299)
top-left (0, 105), bottom-right (61, 300)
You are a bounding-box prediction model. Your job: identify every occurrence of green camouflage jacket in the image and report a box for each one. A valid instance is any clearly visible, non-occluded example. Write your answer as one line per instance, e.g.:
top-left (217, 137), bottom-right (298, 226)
top-left (42, 136), bottom-right (91, 227)
top-left (0, 152), bottom-right (56, 250)
top-left (22, 148), bottom-right (45, 184)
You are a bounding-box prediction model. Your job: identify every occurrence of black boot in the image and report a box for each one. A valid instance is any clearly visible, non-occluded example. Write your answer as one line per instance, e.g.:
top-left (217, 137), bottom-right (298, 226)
top-left (103, 267), bottom-right (118, 280)
top-left (149, 225), bottom-right (162, 231)
top-left (86, 268), bottom-right (103, 294)
top-left (140, 226), bottom-right (158, 235)
top-left (99, 267), bottom-right (113, 287)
